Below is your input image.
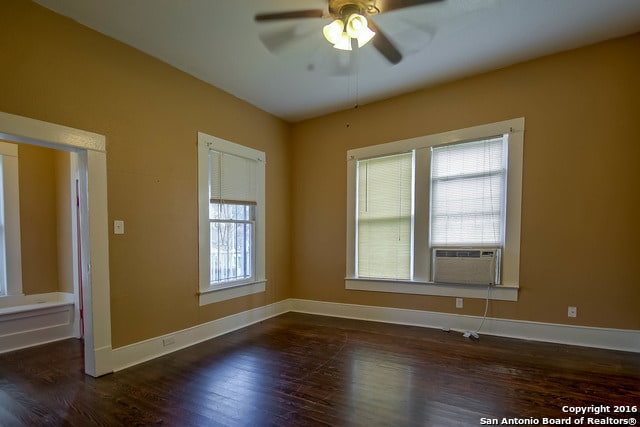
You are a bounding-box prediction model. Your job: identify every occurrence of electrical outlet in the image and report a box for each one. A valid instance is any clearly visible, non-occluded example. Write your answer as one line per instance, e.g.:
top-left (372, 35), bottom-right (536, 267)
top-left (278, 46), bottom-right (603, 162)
top-left (163, 337), bottom-right (175, 347)
top-left (568, 306), bottom-right (577, 318)
top-left (114, 220), bottom-right (125, 235)
top-left (456, 298), bottom-right (463, 309)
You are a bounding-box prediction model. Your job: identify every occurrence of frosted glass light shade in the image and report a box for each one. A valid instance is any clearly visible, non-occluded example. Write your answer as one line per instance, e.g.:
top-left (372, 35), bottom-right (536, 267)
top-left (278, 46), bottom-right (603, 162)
top-left (323, 19), bottom-right (344, 45)
top-left (323, 14), bottom-right (375, 51)
top-left (346, 14), bottom-right (375, 47)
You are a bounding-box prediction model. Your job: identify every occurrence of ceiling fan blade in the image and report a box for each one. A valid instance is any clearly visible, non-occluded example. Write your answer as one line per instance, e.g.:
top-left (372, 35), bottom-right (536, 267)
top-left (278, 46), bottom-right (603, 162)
top-left (368, 19), bottom-right (402, 65)
top-left (255, 9), bottom-right (324, 22)
top-left (259, 23), bottom-right (322, 55)
top-left (377, 0), bottom-right (444, 14)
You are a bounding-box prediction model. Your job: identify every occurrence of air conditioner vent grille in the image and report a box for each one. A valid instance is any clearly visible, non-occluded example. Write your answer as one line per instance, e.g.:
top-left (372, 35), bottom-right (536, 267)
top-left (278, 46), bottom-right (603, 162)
top-left (432, 248), bottom-right (501, 285)
top-left (435, 249), bottom-right (482, 258)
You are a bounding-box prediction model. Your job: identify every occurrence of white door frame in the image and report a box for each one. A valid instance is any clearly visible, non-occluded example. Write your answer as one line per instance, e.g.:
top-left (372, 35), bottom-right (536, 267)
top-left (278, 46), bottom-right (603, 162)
top-left (0, 111), bottom-right (112, 377)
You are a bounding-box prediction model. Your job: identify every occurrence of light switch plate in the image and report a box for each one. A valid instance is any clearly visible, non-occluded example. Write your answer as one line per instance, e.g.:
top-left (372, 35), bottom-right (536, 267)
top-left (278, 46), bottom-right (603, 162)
top-left (114, 220), bottom-right (125, 235)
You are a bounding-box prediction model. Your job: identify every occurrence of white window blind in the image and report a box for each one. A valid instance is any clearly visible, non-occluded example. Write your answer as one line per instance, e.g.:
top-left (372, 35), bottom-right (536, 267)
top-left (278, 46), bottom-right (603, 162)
top-left (430, 136), bottom-right (507, 247)
top-left (209, 150), bottom-right (257, 204)
top-left (357, 152), bottom-right (413, 280)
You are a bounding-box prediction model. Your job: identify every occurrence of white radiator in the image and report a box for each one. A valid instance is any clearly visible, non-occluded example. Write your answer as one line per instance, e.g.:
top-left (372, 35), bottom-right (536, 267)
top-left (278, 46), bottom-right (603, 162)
top-left (432, 248), bottom-right (500, 285)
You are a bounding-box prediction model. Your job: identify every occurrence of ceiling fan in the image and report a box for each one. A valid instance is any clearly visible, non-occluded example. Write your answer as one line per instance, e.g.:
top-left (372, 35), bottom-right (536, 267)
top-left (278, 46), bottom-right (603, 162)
top-left (255, 0), bottom-right (444, 65)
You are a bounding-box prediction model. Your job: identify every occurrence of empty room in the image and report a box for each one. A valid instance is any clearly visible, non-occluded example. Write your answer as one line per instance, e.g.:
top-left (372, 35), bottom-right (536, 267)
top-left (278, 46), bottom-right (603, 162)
top-left (1, 0), bottom-right (639, 425)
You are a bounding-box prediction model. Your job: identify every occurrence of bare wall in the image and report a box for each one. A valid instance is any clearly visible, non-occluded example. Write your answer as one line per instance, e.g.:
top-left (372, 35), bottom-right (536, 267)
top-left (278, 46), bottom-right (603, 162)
top-left (1, 0), bottom-right (291, 348)
top-left (290, 33), bottom-right (640, 330)
top-left (17, 144), bottom-right (59, 295)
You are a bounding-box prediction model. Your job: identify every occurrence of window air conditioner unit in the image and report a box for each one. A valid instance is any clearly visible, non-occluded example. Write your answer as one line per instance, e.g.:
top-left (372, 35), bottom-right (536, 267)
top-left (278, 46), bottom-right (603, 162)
top-left (432, 248), bottom-right (500, 285)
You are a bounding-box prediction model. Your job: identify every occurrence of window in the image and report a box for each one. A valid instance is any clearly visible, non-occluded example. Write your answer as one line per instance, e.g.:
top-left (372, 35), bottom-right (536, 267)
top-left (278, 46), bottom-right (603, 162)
top-left (357, 152), bottom-right (413, 280)
top-left (209, 202), bottom-right (254, 285)
top-left (0, 141), bottom-right (23, 297)
top-left (430, 137), bottom-right (506, 248)
top-left (346, 118), bottom-right (523, 301)
top-left (197, 133), bottom-right (266, 305)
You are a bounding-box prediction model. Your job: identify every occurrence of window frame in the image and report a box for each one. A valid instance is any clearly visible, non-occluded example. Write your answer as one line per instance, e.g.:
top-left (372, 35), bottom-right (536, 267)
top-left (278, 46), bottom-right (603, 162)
top-left (346, 118), bottom-right (524, 301)
top-left (0, 141), bottom-right (23, 298)
top-left (197, 132), bottom-right (266, 306)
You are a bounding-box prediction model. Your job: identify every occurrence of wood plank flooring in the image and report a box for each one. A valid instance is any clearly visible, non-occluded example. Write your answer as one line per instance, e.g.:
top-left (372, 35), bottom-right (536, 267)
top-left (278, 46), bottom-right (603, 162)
top-left (0, 312), bottom-right (638, 426)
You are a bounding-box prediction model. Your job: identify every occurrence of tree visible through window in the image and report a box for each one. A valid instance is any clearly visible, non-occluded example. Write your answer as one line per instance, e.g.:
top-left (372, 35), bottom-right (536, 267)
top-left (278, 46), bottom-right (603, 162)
top-left (209, 202), bottom-right (254, 284)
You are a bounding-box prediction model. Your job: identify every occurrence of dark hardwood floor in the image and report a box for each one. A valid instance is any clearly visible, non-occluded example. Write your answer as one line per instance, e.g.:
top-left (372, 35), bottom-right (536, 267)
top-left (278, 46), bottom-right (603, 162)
top-left (0, 312), bottom-right (638, 426)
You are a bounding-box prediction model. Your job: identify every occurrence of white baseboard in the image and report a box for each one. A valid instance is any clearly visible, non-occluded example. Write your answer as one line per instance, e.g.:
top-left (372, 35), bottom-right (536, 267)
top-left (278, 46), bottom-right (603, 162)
top-left (111, 299), bottom-right (291, 371)
top-left (110, 298), bottom-right (638, 373)
top-left (289, 299), bottom-right (640, 353)
top-left (88, 345), bottom-right (114, 377)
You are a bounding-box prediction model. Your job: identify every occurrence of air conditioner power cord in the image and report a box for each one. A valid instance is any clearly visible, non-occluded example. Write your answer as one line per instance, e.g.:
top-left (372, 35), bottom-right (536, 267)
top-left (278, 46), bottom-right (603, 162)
top-left (463, 284), bottom-right (492, 340)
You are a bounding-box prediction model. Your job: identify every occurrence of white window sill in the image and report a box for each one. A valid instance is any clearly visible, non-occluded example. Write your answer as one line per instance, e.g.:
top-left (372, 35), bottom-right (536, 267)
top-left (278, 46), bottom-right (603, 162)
top-left (345, 278), bottom-right (518, 301)
top-left (199, 280), bottom-right (266, 306)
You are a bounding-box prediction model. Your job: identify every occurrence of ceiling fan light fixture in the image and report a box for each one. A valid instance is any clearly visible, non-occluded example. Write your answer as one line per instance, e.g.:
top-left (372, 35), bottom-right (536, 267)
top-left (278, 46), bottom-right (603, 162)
top-left (333, 32), bottom-right (353, 51)
top-left (322, 19), bottom-right (345, 45)
top-left (323, 11), bottom-right (376, 51)
top-left (347, 13), bottom-right (375, 47)
top-left (345, 14), bottom-right (365, 35)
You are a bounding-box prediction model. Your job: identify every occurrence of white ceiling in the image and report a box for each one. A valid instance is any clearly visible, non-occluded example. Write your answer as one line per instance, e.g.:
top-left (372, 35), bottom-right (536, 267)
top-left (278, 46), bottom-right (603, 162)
top-left (34, 0), bottom-right (640, 122)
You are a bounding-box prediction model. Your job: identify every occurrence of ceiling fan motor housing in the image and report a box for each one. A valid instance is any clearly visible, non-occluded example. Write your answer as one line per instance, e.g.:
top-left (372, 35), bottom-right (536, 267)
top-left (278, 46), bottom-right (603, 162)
top-left (329, 0), bottom-right (380, 18)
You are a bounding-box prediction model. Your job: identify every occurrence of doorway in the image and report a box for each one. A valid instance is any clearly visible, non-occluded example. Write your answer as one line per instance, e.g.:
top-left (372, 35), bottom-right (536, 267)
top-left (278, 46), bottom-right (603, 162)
top-left (0, 111), bottom-right (112, 377)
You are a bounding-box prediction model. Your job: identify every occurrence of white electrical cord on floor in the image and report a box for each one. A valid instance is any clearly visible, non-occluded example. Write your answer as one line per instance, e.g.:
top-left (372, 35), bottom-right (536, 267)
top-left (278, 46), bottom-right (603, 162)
top-left (463, 284), bottom-right (492, 339)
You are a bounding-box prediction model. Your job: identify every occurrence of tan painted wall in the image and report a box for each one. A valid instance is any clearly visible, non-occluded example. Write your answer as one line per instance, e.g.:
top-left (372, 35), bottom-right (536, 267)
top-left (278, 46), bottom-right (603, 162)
top-left (1, 0), bottom-right (291, 348)
top-left (17, 144), bottom-right (59, 295)
top-left (291, 33), bottom-right (640, 330)
top-left (10, 143), bottom-right (72, 296)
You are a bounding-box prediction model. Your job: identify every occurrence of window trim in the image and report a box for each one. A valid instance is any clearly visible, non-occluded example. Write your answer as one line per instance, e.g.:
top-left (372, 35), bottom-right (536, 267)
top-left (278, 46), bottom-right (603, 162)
top-left (0, 141), bottom-right (23, 298)
top-left (197, 132), bottom-right (266, 306)
top-left (346, 118), bottom-right (524, 301)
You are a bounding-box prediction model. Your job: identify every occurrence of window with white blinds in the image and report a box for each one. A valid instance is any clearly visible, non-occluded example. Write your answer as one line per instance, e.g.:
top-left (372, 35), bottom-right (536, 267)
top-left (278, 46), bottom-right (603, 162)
top-left (198, 132), bottom-right (266, 305)
top-left (430, 137), bottom-right (507, 247)
top-left (357, 152), bottom-right (413, 280)
top-left (346, 118), bottom-right (524, 299)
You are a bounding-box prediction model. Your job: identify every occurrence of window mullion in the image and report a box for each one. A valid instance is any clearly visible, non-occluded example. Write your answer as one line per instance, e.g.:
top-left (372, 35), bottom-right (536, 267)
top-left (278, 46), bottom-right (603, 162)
top-left (413, 147), bottom-right (431, 282)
